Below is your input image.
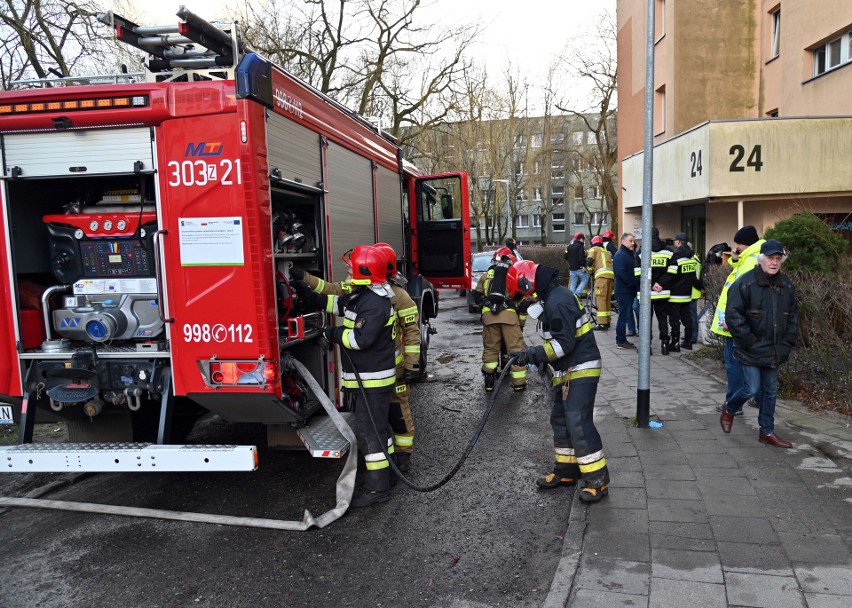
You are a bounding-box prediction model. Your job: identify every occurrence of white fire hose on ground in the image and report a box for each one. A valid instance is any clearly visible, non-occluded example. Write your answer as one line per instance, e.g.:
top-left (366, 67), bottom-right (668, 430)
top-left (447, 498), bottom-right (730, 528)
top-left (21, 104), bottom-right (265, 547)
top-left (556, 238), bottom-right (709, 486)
top-left (0, 357), bottom-right (357, 531)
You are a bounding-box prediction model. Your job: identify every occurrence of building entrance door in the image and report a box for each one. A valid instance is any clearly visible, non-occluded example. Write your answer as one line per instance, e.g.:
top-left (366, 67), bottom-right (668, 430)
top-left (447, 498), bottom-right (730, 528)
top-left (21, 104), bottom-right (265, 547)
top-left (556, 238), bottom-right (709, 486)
top-left (682, 204), bottom-right (706, 259)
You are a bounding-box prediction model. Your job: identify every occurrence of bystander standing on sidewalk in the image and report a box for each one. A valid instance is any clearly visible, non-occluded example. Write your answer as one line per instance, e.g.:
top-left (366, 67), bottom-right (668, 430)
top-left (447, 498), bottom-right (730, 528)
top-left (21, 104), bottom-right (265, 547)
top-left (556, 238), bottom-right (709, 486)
top-left (719, 240), bottom-right (799, 448)
top-left (565, 232), bottom-right (589, 296)
top-left (712, 225), bottom-right (765, 416)
top-left (613, 232), bottom-right (639, 350)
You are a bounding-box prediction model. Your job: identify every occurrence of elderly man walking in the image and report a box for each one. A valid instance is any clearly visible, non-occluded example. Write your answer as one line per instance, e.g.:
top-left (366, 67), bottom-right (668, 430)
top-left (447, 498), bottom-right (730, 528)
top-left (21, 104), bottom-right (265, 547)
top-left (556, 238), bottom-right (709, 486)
top-left (719, 240), bottom-right (799, 448)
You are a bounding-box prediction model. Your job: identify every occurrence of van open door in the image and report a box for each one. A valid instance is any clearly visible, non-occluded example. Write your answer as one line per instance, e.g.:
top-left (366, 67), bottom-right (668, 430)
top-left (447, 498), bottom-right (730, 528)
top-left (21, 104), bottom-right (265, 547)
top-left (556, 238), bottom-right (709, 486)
top-left (412, 172), bottom-right (471, 290)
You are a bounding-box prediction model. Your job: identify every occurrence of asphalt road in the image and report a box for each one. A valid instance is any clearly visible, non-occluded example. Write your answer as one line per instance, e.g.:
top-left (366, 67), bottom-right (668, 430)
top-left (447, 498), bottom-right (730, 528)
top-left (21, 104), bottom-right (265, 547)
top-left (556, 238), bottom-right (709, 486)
top-left (0, 296), bottom-right (572, 608)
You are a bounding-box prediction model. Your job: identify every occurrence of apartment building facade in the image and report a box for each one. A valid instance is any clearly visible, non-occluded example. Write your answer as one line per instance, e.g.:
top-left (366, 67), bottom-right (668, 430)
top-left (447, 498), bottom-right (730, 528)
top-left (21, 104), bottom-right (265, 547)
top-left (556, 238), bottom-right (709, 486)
top-left (409, 113), bottom-right (615, 250)
top-left (617, 0), bottom-right (852, 256)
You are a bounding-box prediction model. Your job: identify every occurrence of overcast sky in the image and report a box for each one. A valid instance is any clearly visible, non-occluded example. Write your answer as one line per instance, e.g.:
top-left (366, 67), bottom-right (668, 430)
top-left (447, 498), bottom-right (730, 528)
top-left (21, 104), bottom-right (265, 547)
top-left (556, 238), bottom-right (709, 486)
top-left (107, 0), bottom-right (615, 110)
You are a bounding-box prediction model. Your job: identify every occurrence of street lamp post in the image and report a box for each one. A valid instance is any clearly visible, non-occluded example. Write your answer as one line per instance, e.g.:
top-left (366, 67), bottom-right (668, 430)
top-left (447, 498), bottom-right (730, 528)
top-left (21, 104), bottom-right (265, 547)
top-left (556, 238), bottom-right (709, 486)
top-left (494, 178), bottom-right (511, 242)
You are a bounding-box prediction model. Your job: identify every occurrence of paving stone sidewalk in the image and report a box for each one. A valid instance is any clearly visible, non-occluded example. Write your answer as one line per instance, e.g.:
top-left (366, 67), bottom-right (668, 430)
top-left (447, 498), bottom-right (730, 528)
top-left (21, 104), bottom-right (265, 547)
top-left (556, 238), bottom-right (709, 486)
top-left (565, 331), bottom-right (852, 608)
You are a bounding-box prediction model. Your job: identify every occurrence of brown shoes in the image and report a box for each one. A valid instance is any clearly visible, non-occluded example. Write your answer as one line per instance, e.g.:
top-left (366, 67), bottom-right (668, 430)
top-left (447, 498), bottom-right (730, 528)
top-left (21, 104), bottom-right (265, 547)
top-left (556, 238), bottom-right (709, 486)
top-left (759, 433), bottom-right (792, 448)
top-left (720, 409), bottom-right (734, 433)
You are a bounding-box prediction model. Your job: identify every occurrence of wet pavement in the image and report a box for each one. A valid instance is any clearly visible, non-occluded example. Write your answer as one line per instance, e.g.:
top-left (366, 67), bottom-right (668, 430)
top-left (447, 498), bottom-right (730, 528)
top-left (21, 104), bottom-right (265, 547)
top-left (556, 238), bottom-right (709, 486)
top-left (558, 314), bottom-right (852, 607)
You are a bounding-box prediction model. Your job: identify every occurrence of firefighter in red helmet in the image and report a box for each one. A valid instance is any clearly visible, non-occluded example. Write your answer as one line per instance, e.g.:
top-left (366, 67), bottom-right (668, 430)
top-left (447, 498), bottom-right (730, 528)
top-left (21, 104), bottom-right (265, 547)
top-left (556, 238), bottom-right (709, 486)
top-left (507, 260), bottom-right (610, 503)
top-left (587, 236), bottom-right (615, 331)
top-left (602, 230), bottom-right (617, 257)
top-left (292, 242), bottom-right (420, 473)
top-left (297, 245), bottom-right (398, 507)
top-left (474, 247), bottom-right (527, 392)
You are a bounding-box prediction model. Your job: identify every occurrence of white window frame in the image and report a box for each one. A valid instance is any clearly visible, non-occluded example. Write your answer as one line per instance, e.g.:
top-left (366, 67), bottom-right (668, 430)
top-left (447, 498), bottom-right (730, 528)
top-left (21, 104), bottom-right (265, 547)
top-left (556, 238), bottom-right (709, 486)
top-left (517, 214), bottom-right (530, 228)
top-left (552, 223), bottom-right (566, 233)
top-left (533, 214), bottom-right (542, 228)
top-left (531, 134), bottom-right (542, 148)
top-left (770, 8), bottom-right (781, 58)
top-left (573, 212), bottom-right (585, 225)
top-left (813, 28), bottom-right (852, 76)
top-left (533, 188), bottom-right (542, 201)
top-left (552, 212), bottom-right (565, 222)
top-left (572, 132), bottom-right (584, 145)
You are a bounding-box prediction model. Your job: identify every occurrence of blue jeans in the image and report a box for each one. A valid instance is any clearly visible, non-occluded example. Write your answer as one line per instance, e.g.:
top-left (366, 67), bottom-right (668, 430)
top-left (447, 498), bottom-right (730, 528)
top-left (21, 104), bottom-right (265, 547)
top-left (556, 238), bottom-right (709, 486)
top-left (741, 365), bottom-right (780, 436)
top-left (631, 297), bottom-right (640, 334)
top-left (569, 269), bottom-right (589, 296)
top-left (724, 337), bottom-right (763, 411)
top-left (690, 300), bottom-right (699, 342)
top-left (615, 294), bottom-right (635, 343)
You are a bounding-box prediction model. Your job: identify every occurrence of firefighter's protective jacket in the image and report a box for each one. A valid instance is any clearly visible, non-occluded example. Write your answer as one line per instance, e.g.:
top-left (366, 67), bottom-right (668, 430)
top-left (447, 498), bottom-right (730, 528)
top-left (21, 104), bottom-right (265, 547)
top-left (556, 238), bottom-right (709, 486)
top-left (586, 245), bottom-right (614, 281)
top-left (320, 287), bottom-right (397, 392)
top-left (304, 271), bottom-right (419, 373)
top-left (662, 244), bottom-right (700, 304)
top-left (525, 271), bottom-right (602, 387)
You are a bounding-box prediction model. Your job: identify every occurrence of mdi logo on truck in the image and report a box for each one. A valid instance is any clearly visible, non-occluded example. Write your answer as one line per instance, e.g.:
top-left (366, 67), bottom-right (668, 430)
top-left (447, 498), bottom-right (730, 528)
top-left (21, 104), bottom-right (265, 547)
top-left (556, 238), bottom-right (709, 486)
top-left (0, 7), bottom-right (470, 476)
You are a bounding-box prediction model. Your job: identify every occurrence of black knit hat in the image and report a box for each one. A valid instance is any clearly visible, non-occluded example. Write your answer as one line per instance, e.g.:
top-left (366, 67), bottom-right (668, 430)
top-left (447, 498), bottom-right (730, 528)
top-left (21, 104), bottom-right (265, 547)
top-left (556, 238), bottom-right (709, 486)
top-left (733, 225), bottom-right (759, 246)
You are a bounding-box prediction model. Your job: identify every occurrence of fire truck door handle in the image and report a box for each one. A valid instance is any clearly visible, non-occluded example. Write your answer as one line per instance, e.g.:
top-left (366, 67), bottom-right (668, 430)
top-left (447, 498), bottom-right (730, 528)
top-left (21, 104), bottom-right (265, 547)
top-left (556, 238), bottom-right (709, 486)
top-left (153, 230), bottom-right (172, 323)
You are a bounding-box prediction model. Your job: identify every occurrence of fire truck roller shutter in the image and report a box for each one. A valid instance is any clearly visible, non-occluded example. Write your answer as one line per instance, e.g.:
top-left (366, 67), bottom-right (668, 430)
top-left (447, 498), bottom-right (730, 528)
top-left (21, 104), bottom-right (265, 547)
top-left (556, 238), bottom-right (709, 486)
top-left (375, 165), bottom-right (405, 259)
top-left (326, 143), bottom-right (375, 282)
top-left (2, 128), bottom-right (153, 177)
top-left (266, 113), bottom-right (322, 187)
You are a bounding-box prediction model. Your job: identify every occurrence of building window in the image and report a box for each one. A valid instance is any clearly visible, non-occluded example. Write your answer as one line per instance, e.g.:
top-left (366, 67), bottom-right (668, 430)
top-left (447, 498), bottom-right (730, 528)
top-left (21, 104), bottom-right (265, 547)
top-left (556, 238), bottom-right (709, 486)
top-left (813, 28), bottom-right (852, 76)
top-left (531, 134), bottom-right (542, 148)
top-left (770, 9), bottom-right (781, 58)
top-left (574, 212), bottom-right (585, 225)
top-left (572, 131), bottom-right (584, 145)
top-left (533, 214), bottom-right (542, 227)
top-left (552, 196), bottom-right (565, 206)
top-left (552, 224), bottom-right (565, 232)
top-left (516, 189), bottom-right (526, 201)
top-left (533, 188), bottom-right (542, 201)
top-left (574, 186), bottom-right (584, 199)
top-left (586, 186), bottom-right (600, 199)
top-left (517, 214), bottom-right (529, 228)
top-left (655, 0), bottom-right (665, 41)
top-left (654, 85), bottom-right (666, 135)
top-left (533, 161), bottom-right (541, 174)
top-left (590, 211), bottom-right (606, 225)
top-left (552, 212), bottom-right (565, 222)
top-left (550, 133), bottom-right (565, 143)
top-left (767, 108), bottom-right (779, 117)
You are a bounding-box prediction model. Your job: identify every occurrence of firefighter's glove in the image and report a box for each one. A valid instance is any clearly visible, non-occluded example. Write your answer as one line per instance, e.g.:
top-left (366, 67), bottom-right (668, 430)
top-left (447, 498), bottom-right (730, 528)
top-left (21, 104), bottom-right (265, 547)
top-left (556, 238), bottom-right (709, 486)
top-left (289, 267), bottom-right (305, 282)
top-left (322, 325), bottom-right (337, 344)
top-left (402, 366), bottom-right (420, 382)
top-left (295, 281), bottom-right (315, 304)
top-left (516, 299), bottom-right (530, 314)
top-left (510, 350), bottom-right (530, 367)
top-left (473, 291), bottom-right (485, 307)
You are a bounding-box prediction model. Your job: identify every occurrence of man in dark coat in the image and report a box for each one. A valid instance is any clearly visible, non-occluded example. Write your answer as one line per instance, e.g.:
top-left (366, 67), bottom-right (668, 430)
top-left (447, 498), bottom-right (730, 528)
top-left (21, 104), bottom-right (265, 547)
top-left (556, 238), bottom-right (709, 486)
top-left (613, 232), bottom-right (639, 349)
top-left (719, 240), bottom-right (799, 448)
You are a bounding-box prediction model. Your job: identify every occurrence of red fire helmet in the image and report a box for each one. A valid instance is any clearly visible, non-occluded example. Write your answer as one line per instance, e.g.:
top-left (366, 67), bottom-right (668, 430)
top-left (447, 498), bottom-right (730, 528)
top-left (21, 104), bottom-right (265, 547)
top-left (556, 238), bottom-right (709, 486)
top-left (507, 260), bottom-right (539, 297)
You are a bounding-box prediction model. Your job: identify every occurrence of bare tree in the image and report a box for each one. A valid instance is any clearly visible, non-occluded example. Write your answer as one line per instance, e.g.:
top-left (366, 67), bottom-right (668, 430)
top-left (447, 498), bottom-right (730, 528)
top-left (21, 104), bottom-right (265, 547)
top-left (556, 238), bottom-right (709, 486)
top-left (237, 0), bottom-right (479, 145)
top-left (0, 0), bottom-right (107, 89)
top-left (556, 11), bottom-right (618, 235)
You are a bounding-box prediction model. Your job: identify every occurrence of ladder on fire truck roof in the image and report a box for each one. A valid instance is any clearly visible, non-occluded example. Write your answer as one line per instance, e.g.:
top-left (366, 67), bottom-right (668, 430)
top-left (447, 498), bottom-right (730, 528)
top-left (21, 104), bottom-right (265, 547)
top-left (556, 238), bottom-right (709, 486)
top-left (13, 7), bottom-right (245, 87)
top-left (99, 6), bottom-right (246, 82)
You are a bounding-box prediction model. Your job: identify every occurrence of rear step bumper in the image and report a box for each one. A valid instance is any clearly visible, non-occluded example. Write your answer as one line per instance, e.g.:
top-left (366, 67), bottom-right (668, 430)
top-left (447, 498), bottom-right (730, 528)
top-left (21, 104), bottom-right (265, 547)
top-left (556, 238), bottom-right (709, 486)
top-left (297, 412), bottom-right (353, 458)
top-left (0, 443), bottom-right (258, 472)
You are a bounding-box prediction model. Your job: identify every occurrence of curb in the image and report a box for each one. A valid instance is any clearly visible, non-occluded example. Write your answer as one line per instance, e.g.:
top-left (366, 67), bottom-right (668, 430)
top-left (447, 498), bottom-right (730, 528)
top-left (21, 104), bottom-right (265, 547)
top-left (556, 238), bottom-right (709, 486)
top-left (543, 487), bottom-right (587, 608)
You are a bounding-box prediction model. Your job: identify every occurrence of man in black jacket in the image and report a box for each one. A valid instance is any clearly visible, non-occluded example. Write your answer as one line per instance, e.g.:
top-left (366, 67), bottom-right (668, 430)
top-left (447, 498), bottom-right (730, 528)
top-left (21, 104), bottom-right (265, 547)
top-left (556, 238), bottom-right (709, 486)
top-left (719, 240), bottom-right (799, 448)
top-left (661, 232), bottom-right (700, 353)
top-left (613, 233), bottom-right (639, 349)
top-left (565, 232), bottom-right (589, 295)
top-left (508, 261), bottom-right (610, 503)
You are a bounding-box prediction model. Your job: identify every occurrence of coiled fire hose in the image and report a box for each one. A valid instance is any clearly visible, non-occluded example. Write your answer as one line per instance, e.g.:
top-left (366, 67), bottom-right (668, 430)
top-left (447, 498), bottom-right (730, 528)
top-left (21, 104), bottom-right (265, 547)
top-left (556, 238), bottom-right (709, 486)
top-left (342, 349), bottom-right (517, 492)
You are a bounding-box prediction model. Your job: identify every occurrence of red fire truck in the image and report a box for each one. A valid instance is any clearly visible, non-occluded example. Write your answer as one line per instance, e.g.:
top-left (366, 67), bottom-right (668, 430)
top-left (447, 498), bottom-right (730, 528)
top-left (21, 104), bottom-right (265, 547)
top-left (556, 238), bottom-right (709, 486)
top-left (0, 9), bottom-right (470, 472)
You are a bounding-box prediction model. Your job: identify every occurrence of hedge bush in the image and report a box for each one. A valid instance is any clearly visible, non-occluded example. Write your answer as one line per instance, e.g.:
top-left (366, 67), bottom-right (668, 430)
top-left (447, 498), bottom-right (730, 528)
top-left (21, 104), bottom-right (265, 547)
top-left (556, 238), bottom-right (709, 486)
top-left (764, 211), bottom-right (847, 272)
top-left (702, 259), bottom-right (852, 414)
